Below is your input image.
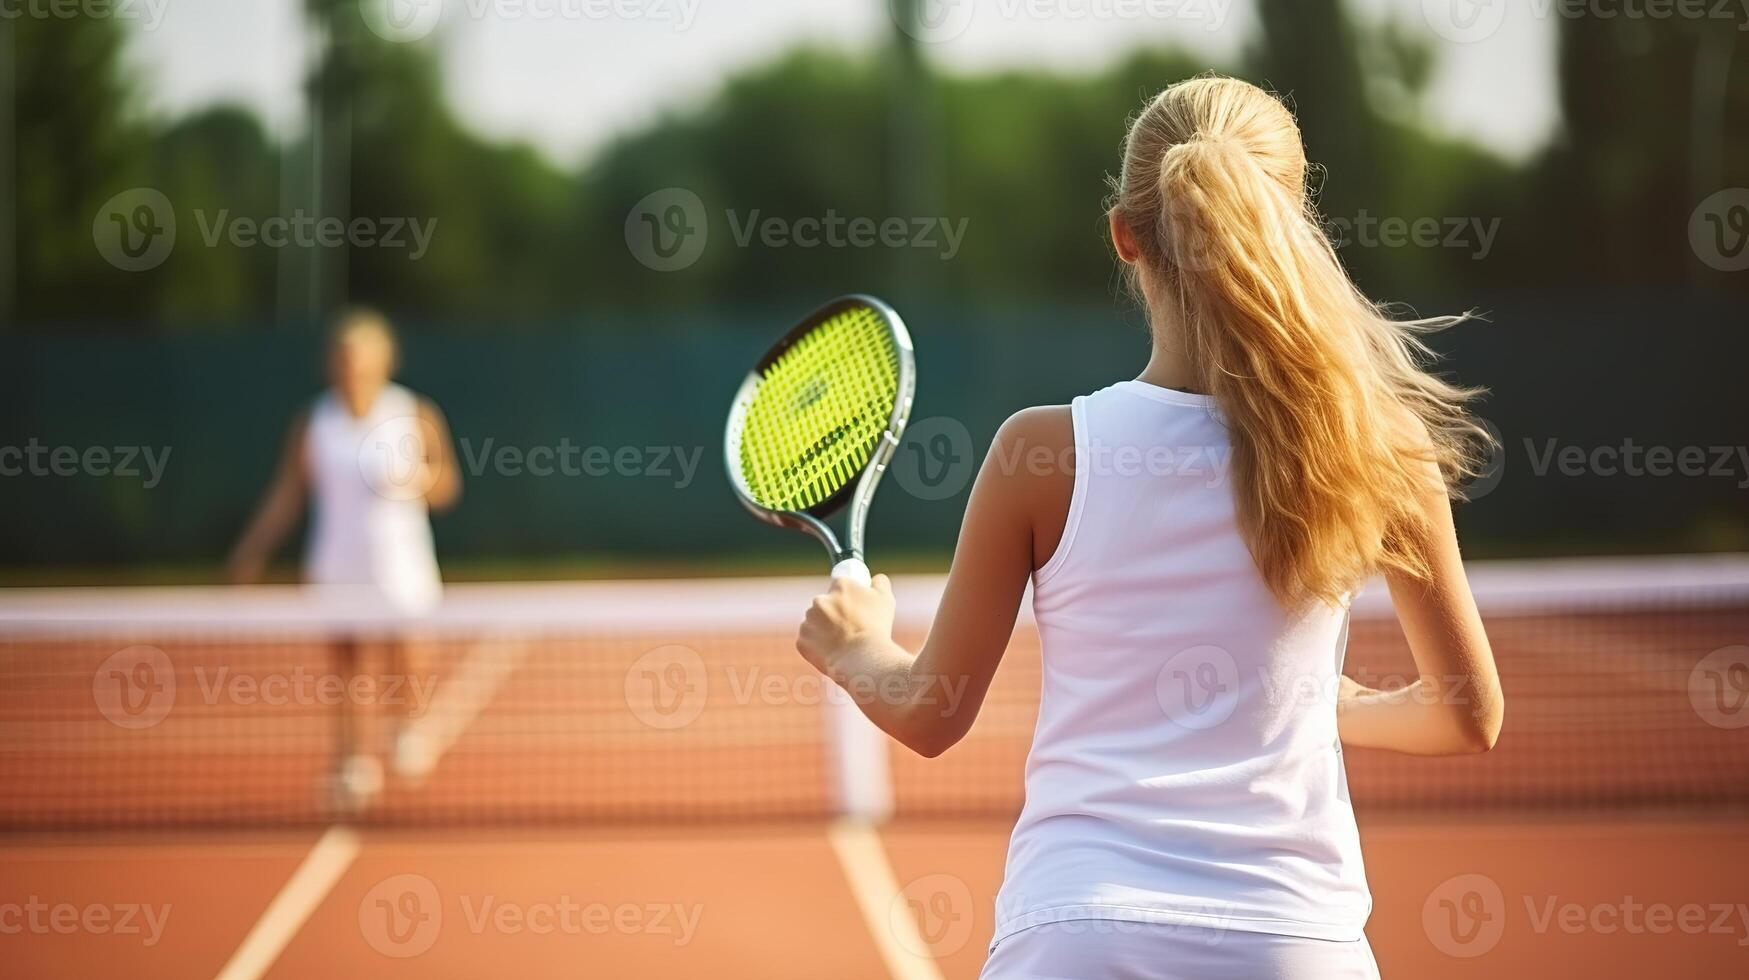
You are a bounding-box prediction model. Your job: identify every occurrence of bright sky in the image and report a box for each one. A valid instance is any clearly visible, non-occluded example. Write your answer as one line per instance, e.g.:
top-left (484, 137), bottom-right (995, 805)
top-left (122, 0), bottom-right (1559, 166)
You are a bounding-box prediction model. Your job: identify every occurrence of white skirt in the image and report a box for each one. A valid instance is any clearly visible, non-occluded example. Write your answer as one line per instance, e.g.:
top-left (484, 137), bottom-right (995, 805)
top-left (980, 920), bottom-right (1381, 980)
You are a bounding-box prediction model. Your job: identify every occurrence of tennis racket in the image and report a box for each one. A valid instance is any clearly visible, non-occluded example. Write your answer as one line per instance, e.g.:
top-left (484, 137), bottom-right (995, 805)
top-left (724, 294), bottom-right (916, 587)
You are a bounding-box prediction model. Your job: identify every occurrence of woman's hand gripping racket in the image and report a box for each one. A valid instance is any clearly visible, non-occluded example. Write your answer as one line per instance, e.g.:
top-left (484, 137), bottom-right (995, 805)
top-left (724, 295), bottom-right (915, 587)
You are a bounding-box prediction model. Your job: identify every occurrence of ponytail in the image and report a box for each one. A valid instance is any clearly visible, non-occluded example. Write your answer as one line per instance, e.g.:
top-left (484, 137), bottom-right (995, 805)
top-left (1113, 76), bottom-right (1489, 608)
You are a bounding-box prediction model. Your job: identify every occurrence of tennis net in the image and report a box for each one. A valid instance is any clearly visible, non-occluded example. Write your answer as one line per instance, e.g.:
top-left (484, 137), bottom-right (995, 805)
top-left (1, 556), bottom-right (1746, 829)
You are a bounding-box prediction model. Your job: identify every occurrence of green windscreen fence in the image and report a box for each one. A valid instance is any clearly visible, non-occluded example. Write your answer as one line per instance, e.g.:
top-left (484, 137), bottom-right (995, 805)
top-left (2, 292), bottom-right (1746, 570)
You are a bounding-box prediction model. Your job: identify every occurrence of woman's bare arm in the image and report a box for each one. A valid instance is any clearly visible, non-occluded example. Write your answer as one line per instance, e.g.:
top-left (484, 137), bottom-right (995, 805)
top-left (417, 398), bottom-right (462, 512)
top-left (797, 407), bottom-right (1068, 757)
top-left (226, 414), bottom-right (309, 584)
top-left (1337, 470), bottom-right (1504, 755)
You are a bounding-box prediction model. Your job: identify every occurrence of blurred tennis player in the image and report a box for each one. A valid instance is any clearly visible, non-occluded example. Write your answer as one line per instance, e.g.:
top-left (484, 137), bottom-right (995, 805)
top-left (228, 307), bottom-right (460, 810)
top-left (797, 76), bottom-right (1503, 978)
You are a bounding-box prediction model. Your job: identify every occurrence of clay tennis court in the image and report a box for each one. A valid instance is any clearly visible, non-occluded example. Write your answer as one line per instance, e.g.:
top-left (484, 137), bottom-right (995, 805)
top-left (3, 557), bottom-right (1747, 978)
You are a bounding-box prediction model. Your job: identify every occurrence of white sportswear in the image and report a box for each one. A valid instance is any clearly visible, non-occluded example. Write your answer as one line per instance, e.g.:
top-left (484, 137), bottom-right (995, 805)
top-left (992, 379), bottom-right (1371, 949)
top-left (303, 383), bottom-right (442, 613)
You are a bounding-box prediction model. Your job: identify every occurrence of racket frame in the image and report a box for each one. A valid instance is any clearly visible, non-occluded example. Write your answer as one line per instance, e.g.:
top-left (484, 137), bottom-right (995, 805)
top-left (724, 294), bottom-right (916, 570)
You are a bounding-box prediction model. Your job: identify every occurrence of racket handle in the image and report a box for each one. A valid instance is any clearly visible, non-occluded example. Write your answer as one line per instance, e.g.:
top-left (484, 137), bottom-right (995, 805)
top-left (830, 557), bottom-right (872, 588)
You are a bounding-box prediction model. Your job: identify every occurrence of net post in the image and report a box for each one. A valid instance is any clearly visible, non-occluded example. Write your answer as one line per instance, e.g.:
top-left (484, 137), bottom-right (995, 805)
top-left (826, 687), bottom-right (894, 823)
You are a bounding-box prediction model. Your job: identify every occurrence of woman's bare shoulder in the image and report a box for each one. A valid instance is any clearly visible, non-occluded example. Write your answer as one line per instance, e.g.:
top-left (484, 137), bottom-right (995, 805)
top-left (985, 405), bottom-right (1075, 569)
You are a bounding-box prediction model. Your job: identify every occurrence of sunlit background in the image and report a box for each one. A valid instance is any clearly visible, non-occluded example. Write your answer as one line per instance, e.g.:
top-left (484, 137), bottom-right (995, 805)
top-left (4, 0), bottom-right (1746, 578)
top-left (2, 3), bottom-right (1747, 979)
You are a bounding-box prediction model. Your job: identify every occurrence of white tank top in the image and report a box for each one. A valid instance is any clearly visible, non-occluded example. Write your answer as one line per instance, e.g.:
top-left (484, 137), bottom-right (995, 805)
top-left (993, 380), bottom-right (1370, 946)
top-left (304, 383), bottom-right (442, 613)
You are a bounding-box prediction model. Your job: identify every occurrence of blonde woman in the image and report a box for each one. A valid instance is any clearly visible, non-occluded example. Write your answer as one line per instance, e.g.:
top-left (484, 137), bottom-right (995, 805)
top-left (797, 76), bottom-right (1503, 977)
top-left (229, 308), bottom-right (461, 809)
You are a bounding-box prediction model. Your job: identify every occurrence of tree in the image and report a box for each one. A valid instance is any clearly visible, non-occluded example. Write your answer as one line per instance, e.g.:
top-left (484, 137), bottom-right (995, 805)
top-left (6, 15), bottom-right (150, 324)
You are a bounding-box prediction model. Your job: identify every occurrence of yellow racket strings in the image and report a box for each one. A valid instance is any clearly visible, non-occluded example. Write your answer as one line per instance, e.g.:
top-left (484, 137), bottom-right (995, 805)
top-left (738, 306), bottom-right (898, 512)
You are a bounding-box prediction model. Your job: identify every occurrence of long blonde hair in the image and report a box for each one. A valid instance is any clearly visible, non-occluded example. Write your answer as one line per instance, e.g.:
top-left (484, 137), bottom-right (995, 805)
top-left (1110, 75), bottom-right (1490, 608)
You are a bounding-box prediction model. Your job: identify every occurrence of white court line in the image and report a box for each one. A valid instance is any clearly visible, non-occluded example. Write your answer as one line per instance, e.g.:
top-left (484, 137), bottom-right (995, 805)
top-left (209, 638), bottom-right (527, 979)
top-left (212, 825), bottom-right (360, 980)
top-left (827, 820), bottom-right (947, 980)
top-left (395, 637), bottom-right (530, 783)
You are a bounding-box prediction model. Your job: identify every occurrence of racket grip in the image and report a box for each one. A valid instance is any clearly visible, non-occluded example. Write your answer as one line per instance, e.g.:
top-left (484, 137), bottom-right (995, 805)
top-left (830, 557), bottom-right (872, 588)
